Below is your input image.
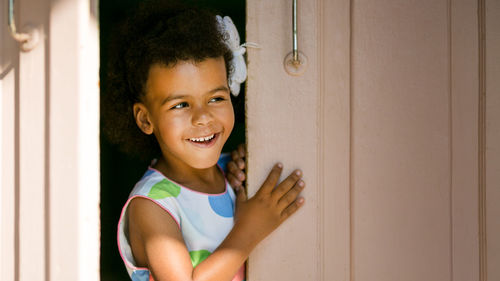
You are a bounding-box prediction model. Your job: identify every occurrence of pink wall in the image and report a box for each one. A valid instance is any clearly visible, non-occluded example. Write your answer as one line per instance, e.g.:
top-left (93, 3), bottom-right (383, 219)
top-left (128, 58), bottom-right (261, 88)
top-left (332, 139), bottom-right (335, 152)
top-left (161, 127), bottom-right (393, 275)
top-left (486, 0), bottom-right (500, 279)
top-left (0, 0), bottom-right (498, 280)
top-left (246, 0), bottom-right (498, 280)
top-left (1, 0), bottom-right (99, 280)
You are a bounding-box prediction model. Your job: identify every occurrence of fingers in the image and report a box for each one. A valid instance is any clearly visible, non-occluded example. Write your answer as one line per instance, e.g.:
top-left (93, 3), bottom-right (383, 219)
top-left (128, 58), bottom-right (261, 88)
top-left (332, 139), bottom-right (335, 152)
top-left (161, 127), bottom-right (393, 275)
top-left (277, 179), bottom-right (305, 210)
top-left (231, 150), bottom-right (245, 170)
top-left (257, 163), bottom-right (283, 195)
top-left (227, 173), bottom-right (242, 189)
top-left (235, 185), bottom-right (247, 203)
top-left (271, 169), bottom-right (302, 202)
top-left (227, 161), bottom-right (245, 182)
top-left (237, 143), bottom-right (246, 158)
top-left (281, 197), bottom-right (305, 220)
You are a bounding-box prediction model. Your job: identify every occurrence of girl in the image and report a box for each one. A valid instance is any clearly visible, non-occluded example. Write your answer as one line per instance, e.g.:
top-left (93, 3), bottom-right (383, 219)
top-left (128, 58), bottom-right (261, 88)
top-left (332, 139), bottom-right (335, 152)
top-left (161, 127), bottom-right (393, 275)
top-left (104, 2), bottom-right (305, 281)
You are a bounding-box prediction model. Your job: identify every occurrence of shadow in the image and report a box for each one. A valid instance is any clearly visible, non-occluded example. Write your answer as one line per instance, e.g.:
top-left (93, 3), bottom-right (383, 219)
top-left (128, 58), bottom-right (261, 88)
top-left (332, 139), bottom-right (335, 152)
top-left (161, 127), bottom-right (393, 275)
top-left (0, 62), bottom-right (13, 80)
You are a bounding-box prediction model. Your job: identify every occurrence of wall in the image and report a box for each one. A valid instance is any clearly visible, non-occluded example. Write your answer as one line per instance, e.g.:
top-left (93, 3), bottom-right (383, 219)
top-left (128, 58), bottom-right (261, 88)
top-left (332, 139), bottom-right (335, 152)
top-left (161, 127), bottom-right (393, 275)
top-left (486, 0), bottom-right (500, 279)
top-left (246, 0), bottom-right (497, 280)
top-left (0, 0), bottom-right (99, 280)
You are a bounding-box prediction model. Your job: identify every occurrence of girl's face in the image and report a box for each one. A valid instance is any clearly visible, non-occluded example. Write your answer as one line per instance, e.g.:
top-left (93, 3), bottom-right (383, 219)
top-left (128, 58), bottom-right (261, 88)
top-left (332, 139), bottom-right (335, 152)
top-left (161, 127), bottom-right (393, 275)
top-left (134, 57), bottom-right (234, 170)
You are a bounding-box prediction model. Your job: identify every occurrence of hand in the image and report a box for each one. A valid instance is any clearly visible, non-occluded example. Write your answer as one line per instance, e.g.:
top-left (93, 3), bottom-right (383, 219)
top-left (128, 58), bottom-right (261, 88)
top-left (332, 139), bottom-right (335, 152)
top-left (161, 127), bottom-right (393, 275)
top-left (226, 143), bottom-right (246, 188)
top-left (232, 163), bottom-right (305, 248)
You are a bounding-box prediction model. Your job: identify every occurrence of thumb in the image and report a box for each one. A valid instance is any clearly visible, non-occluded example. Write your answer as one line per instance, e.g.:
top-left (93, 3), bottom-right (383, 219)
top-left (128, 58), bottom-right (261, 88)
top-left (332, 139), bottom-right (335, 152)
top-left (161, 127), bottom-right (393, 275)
top-left (235, 185), bottom-right (247, 203)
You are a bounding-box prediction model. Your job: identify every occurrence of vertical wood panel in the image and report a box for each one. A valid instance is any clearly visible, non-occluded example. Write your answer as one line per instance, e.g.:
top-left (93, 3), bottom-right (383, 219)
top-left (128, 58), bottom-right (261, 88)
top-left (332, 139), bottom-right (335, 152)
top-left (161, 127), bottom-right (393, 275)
top-left (246, 0), bottom-right (320, 280)
top-left (18, 0), bottom-right (48, 279)
top-left (321, 0), bottom-right (351, 280)
top-left (0, 72), bottom-right (16, 281)
top-left (0, 1), bottom-right (18, 278)
top-left (48, 0), bottom-right (79, 278)
top-left (450, 1), bottom-right (479, 281)
top-left (48, 0), bottom-right (100, 280)
top-left (247, 0), bottom-right (482, 280)
top-left (485, 0), bottom-right (500, 279)
top-left (351, 1), bottom-right (451, 280)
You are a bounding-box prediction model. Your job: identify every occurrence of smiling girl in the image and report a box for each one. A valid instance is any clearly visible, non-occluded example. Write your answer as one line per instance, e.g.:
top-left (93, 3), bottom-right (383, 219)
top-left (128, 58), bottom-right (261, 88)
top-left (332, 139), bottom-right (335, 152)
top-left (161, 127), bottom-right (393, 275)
top-left (104, 2), bottom-right (305, 281)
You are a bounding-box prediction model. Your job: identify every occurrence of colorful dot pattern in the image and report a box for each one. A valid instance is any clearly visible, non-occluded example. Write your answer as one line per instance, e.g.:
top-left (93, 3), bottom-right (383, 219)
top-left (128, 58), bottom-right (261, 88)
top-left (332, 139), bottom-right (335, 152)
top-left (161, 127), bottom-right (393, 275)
top-left (189, 249), bottom-right (212, 268)
top-left (147, 179), bottom-right (181, 199)
top-left (208, 191), bottom-right (234, 217)
top-left (117, 162), bottom-right (245, 281)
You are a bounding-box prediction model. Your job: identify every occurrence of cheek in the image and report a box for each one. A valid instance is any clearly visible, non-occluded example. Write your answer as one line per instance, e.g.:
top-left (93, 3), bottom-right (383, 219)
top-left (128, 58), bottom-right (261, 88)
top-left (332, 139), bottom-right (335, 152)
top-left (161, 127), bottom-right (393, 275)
top-left (155, 113), bottom-right (187, 141)
top-left (221, 105), bottom-right (235, 134)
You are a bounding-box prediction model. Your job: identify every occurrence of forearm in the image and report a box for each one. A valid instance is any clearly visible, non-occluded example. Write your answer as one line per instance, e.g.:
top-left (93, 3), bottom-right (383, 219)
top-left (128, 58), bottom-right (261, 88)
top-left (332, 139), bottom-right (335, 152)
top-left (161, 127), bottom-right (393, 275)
top-left (191, 224), bottom-right (257, 281)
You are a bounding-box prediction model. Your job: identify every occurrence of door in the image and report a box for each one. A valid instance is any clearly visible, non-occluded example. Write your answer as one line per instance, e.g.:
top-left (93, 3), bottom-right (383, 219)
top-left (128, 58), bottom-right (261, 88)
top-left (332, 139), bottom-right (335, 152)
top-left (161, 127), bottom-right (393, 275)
top-left (0, 0), bottom-right (99, 280)
top-left (245, 0), bottom-right (499, 280)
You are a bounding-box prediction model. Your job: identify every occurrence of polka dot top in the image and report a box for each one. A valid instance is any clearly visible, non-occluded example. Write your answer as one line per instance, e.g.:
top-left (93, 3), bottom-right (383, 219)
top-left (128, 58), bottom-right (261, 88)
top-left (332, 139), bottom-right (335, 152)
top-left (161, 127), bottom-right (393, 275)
top-left (117, 159), bottom-right (245, 281)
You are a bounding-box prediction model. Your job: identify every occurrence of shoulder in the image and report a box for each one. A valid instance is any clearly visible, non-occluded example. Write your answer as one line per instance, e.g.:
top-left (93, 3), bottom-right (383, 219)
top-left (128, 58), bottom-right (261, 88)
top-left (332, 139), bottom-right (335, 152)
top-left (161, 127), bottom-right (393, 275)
top-left (127, 196), bottom-right (184, 268)
top-left (125, 168), bottom-right (183, 240)
top-left (128, 197), bottom-right (180, 234)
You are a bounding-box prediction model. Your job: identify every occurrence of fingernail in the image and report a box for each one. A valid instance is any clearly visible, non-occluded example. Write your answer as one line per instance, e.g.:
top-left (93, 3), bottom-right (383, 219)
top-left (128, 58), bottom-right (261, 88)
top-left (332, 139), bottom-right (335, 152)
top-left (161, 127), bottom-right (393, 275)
top-left (298, 197), bottom-right (305, 204)
top-left (277, 163), bottom-right (283, 168)
top-left (295, 170), bottom-right (302, 176)
top-left (298, 180), bottom-right (304, 187)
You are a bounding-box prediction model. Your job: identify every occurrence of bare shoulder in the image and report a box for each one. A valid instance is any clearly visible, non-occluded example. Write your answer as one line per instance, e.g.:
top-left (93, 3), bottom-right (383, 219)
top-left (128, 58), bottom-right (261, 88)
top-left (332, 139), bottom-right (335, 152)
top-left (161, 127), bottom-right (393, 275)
top-left (127, 197), bottom-right (185, 268)
top-left (128, 197), bottom-right (180, 234)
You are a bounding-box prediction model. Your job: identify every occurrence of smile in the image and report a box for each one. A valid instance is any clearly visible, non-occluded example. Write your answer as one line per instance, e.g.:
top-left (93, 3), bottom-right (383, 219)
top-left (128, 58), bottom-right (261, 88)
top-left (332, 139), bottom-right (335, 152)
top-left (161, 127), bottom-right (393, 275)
top-left (187, 133), bottom-right (219, 147)
top-left (189, 134), bottom-right (215, 142)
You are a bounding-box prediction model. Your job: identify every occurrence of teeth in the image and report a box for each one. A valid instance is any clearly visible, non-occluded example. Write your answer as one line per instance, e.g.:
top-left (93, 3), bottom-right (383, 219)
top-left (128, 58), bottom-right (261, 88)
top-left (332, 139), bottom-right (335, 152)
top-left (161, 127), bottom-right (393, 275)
top-left (190, 134), bottom-right (215, 142)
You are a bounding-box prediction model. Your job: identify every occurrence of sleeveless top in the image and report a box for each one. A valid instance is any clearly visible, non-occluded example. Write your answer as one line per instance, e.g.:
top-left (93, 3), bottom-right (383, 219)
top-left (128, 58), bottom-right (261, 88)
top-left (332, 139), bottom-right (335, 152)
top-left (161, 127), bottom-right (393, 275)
top-left (117, 158), bottom-right (245, 281)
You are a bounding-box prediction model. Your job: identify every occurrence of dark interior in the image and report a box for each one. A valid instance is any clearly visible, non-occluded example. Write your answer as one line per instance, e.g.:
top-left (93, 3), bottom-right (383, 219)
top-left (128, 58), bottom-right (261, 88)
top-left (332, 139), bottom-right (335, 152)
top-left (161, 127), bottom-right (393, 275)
top-left (99, 1), bottom-right (246, 279)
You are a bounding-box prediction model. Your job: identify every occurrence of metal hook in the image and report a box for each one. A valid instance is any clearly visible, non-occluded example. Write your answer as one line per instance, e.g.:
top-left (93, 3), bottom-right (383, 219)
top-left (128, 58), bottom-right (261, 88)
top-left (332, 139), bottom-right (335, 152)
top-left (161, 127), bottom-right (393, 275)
top-left (292, 0), bottom-right (299, 64)
top-left (284, 0), bottom-right (307, 76)
top-left (8, 0), bottom-right (40, 51)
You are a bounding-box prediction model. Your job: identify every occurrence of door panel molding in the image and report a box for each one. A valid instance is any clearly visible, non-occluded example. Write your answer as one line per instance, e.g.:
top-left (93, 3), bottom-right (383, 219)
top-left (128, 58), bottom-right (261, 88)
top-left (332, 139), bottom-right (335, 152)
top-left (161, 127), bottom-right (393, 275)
top-left (246, 0), bottom-right (486, 280)
top-left (485, 0), bottom-right (500, 280)
top-left (320, 0), bottom-right (351, 280)
top-left (450, 1), bottom-right (480, 281)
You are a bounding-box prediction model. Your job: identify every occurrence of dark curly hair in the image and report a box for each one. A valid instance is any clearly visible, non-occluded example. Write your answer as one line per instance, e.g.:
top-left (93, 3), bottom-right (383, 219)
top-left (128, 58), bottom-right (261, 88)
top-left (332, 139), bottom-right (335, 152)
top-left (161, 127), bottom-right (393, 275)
top-left (102, 1), bottom-right (233, 161)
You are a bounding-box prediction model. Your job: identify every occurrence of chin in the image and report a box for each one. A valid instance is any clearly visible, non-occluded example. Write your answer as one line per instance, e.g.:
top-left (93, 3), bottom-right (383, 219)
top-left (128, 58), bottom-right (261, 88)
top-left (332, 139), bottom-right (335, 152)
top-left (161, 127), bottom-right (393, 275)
top-left (187, 154), bottom-right (221, 170)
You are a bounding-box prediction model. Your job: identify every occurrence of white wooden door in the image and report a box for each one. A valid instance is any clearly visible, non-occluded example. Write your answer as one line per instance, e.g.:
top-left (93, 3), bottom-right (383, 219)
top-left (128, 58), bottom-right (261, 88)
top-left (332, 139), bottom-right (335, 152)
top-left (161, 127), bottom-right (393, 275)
top-left (246, 0), bottom-right (499, 280)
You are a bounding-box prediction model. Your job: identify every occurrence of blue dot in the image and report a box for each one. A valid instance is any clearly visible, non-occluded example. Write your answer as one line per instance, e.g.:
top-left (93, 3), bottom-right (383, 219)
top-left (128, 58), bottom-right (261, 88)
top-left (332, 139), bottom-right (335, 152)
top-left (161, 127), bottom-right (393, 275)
top-left (140, 169), bottom-right (155, 180)
top-left (131, 270), bottom-right (150, 281)
top-left (208, 192), bottom-right (234, 218)
top-left (217, 153), bottom-right (232, 172)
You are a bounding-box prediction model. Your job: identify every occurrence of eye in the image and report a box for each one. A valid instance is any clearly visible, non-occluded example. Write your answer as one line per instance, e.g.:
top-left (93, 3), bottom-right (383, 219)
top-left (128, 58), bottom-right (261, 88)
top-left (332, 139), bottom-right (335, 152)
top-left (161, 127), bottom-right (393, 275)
top-left (171, 102), bottom-right (188, 109)
top-left (209, 97), bottom-right (225, 103)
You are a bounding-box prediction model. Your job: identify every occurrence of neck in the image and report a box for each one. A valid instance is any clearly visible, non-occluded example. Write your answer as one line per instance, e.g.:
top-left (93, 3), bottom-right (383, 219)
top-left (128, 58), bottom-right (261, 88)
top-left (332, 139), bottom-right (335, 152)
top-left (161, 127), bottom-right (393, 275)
top-left (153, 156), bottom-right (225, 194)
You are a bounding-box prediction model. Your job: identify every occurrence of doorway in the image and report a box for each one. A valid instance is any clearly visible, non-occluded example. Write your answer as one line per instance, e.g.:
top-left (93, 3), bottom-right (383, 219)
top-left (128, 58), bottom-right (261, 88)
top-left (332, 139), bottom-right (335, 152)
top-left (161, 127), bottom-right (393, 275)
top-left (99, 1), bottom-right (246, 279)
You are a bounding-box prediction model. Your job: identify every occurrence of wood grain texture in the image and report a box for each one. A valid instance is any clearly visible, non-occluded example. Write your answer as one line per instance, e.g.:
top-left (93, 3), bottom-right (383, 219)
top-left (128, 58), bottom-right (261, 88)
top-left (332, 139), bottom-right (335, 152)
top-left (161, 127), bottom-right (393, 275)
top-left (485, 0), bottom-right (500, 280)
top-left (247, 0), bottom-right (483, 280)
top-left (451, 1), bottom-right (479, 280)
top-left (351, 1), bottom-right (452, 280)
top-left (18, 0), bottom-right (49, 279)
top-left (0, 1), bottom-right (19, 279)
top-left (246, 0), bottom-right (320, 280)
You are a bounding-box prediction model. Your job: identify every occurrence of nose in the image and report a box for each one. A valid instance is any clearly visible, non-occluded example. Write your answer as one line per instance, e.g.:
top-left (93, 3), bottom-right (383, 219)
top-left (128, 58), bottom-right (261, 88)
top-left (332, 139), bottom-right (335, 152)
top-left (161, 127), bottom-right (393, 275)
top-left (191, 105), bottom-right (214, 126)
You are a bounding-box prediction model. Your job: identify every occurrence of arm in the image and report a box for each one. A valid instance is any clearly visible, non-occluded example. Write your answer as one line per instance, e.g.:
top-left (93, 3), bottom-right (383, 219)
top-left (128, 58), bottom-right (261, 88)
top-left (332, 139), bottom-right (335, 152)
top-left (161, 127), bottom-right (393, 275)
top-left (128, 163), bottom-right (305, 281)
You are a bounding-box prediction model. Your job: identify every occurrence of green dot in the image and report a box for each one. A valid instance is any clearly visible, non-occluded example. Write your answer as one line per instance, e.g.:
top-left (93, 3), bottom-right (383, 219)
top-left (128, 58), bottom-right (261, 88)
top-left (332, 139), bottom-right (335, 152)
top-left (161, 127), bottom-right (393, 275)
top-left (189, 249), bottom-right (211, 268)
top-left (147, 179), bottom-right (181, 199)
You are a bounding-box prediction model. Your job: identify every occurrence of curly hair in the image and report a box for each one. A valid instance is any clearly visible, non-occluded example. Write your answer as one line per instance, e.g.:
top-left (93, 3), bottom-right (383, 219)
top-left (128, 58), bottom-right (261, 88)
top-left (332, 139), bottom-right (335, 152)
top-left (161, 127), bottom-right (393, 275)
top-left (102, 1), bottom-right (233, 161)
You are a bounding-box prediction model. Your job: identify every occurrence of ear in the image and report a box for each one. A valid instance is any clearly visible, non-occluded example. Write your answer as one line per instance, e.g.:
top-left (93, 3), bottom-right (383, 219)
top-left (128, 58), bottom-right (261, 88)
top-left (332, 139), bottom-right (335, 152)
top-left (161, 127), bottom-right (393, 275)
top-left (133, 103), bottom-right (154, 135)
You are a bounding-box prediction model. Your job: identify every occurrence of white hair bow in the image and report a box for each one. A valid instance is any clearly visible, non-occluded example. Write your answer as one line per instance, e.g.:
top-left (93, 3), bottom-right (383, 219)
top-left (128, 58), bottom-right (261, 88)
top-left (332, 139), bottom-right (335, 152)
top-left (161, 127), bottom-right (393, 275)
top-left (216, 15), bottom-right (248, 97)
